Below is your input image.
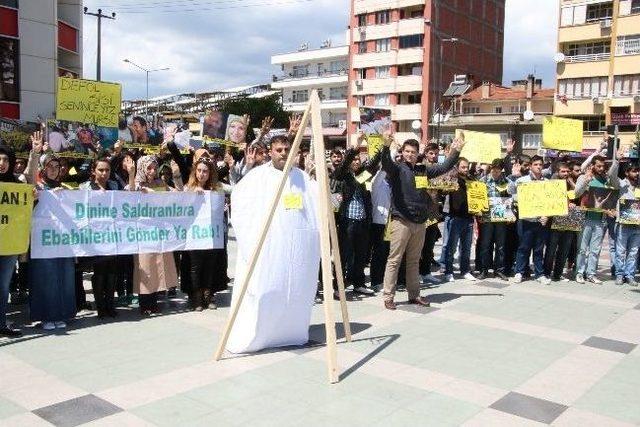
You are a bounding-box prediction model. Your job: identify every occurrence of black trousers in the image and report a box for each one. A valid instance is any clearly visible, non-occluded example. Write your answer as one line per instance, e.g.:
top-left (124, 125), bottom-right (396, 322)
top-left (544, 229), bottom-right (575, 279)
top-left (504, 223), bottom-right (518, 275)
top-left (419, 223), bottom-right (441, 276)
top-left (478, 222), bottom-right (507, 273)
top-left (339, 218), bottom-right (369, 288)
top-left (369, 223), bottom-right (389, 286)
top-left (115, 255), bottom-right (133, 297)
top-left (92, 256), bottom-right (117, 317)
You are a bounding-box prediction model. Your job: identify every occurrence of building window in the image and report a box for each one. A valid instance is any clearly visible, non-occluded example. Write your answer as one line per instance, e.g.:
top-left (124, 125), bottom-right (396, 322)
top-left (399, 34), bottom-right (424, 49)
top-left (292, 90), bottom-right (309, 103)
top-left (375, 10), bottom-right (390, 24)
top-left (375, 66), bottom-right (390, 78)
top-left (495, 106), bottom-right (503, 114)
top-left (558, 77), bottom-right (608, 98)
top-left (407, 93), bottom-right (421, 104)
top-left (374, 94), bottom-right (389, 106)
top-left (357, 14), bottom-right (366, 26)
top-left (632, 0), bottom-right (640, 14)
top-left (565, 41), bottom-right (610, 57)
top-left (358, 42), bottom-right (367, 54)
top-left (586, 2), bottom-right (613, 21)
top-left (375, 38), bottom-right (391, 52)
top-left (0, 0), bottom-right (19, 8)
top-left (330, 60), bottom-right (347, 73)
top-left (522, 134), bottom-right (542, 149)
top-left (329, 86), bottom-right (347, 100)
top-left (292, 65), bottom-right (309, 78)
top-left (0, 36), bottom-right (19, 102)
top-left (613, 74), bottom-right (640, 96)
top-left (509, 105), bottom-right (525, 113)
top-left (357, 68), bottom-right (366, 79)
top-left (356, 96), bottom-right (365, 106)
top-left (616, 34), bottom-right (640, 56)
top-left (462, 106), bottom-right (480, 114)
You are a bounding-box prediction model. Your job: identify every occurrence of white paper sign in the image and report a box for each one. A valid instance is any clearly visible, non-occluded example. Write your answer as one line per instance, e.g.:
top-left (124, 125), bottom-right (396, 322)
top-left (31, 190), bottom-right (225, 259)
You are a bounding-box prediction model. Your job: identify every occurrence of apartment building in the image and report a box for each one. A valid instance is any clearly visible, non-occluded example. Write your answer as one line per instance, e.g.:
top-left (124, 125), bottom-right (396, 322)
top-left (439, 75), bottom-right (555, 156)
top-left (271, 43), bottom-right (349, 146)
top-left (0, 0), bottom-right (83, 122)
top-left (556, 0), bottom-right (640, 150)
top-left (347, 0), bottom-right (505, 144)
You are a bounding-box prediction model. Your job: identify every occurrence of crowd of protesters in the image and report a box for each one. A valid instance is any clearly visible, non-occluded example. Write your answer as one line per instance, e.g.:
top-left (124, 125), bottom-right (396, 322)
top-left (0, 113), bottom-right (636, 337)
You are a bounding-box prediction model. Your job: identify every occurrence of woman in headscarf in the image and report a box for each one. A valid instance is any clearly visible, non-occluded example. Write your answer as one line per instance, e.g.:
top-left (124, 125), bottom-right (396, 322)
top-left (127, 155), bottom-right (178, 315)
top-left (29, 152), bottom-right (76, 330)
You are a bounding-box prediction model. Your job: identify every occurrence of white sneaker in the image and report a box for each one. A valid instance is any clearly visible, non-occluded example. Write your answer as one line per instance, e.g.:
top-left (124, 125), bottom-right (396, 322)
top-left (587, 276), bottom-right (602, 285)
top-left (421, 274), bottom-right (439, 284)
top-left (512, 273), bottom-right (522, 283)
top-left (575, 274), bottom-right (585, 284)
top-left (537, 276), bottom-right (551, 286)
top-left (54, 321), bottom-right (66, 329)
top-left (463, 272), bottom-right (477, 281)
top-left (445, 274), bottom-right (455, 283)
top-left (42, 322), bottom-right (55, 331)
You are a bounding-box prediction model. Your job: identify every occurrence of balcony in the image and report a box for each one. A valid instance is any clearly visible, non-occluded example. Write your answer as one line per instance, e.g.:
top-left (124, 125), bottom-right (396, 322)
top-left (353, 0), bottom-right (425, 15)
top-left (352, 75), bottom-right (422, 95)
top-left (352, 17), bottom-right (425, 42)
top-left (284, 97), bottom-right (347, 111)
top-left (558, 22), bottom-right (611, 43)
top-left (616, 38), bottom-right (640, 56)
top-left (392, 104), bottom-right (422, 121)
top-left (352, 47), bottom-right (424, 68)
top-left (564, 52), bottom-right (610, 62)
top-left (271, 70), bottom-right (348, 89)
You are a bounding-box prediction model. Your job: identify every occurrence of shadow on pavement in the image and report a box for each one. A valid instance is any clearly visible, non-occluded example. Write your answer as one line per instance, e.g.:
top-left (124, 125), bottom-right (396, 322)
top-left (427, 292), bottom-right (503, 304)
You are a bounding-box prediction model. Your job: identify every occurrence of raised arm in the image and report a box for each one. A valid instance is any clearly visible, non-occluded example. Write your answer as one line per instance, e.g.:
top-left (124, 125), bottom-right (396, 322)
top-left (425, 138), bottom-right (464, 178)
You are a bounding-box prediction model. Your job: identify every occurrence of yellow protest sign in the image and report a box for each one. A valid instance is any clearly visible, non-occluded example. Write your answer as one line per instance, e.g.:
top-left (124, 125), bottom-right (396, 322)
top-left (283, 192), bottom-right (303, 210)
top-left (567, 190), bottom-right (576, 200)
top-left (0, 183), bottom-right (34, 255)
top-left (634, 188), bottom-right (640, 199)
top-left (367, 135), bottom-right (384, 157)
top-left (456, 129), bottom-right (502, 164)
top-left (56, 77), bottom-right (122, 127)
top-left (542, 117), bottom-right (583, 153)
top-left (466, 181), bottom-right (489, 214)
top-left (517, 180), bottom-right (568, 218)
top-left (415, 176), bottom-right (429, 189)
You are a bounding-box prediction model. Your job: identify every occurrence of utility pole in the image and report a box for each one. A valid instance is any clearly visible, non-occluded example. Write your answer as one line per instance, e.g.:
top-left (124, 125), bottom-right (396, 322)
top-left (83, 7), bottom-right (116, 81)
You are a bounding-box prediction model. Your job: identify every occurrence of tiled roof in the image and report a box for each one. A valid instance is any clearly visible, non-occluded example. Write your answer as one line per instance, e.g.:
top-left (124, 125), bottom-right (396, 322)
top-left (462, 83), bottom-right (555, 101)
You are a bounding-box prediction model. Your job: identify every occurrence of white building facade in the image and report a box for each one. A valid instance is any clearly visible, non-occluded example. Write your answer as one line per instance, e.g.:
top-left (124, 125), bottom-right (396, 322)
top-left (0, 0), bottom-right (83, 122)
top-left (271, 44), bottom-right (349, 145)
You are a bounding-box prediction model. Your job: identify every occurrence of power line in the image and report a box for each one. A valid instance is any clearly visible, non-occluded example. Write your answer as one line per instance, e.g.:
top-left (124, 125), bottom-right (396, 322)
top-left (94, 0), bottom-right (250, 8)
top-left (98, 0), bottom-right (315, 13)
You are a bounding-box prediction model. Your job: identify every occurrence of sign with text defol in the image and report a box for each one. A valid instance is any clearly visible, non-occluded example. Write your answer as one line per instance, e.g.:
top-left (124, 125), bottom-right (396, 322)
top-left (542, 117), bottom-right (583, 153)
top-left (0, 183), bottom-right (34, 255)
top-left (517, 180), bottom-right (568, 218)
top-left (31, 190), bottom-right (224, 259)
top-left (56, 77), bottom-right (122, 127)
top-left (456, 129), bottom-right (501, 164)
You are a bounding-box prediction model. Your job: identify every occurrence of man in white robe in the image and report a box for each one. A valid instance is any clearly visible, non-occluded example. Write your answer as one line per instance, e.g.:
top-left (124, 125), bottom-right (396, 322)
top-left (227, 135), bottom-right (320, 353)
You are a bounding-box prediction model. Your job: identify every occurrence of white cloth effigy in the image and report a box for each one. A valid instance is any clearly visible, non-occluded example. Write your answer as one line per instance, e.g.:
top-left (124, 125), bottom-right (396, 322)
top-left (226, 163), bottom-right (320, 353)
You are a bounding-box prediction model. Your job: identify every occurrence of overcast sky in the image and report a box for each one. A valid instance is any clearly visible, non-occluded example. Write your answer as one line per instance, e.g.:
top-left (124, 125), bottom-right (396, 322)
top-left (82, 0), bottom-right (559, 99)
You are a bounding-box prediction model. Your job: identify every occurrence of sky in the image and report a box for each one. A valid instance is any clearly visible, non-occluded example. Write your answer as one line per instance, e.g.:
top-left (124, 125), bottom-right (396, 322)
top-left (81, 0), bottom-right (560, 100)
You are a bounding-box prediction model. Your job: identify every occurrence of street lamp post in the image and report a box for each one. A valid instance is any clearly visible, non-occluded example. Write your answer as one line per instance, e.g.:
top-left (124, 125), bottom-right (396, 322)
top-left (123, 59), bottom-right (170, 118)
top-left (436, 37), bottom-right (458, 144)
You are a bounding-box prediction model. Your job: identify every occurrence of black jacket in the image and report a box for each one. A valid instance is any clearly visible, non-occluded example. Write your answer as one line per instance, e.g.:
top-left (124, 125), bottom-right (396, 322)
top-left (381, 146), bottom-right (460, 224)
top-left (332, 148), bottom-right (381, 223)
top-left (446, 177), bottom-right (472, 218)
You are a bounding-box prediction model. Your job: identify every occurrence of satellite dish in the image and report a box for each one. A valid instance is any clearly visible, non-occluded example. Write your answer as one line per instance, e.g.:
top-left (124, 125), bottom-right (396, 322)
top-left (554, 52), bottom-right (566, 63)
top-left (411, 120), bottom-right (422, 130)
top-left (523, 110), bottom-right (534, 121)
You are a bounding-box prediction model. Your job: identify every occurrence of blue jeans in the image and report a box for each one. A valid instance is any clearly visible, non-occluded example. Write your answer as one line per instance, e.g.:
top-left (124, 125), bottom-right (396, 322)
top-left (0, 255), bottom-right (18, 328)
top-left (515, 220), bottom-right (546, 277)
top-left (604, 216), bottom-right (617, 273)
top-left (615, 224), bottom-right (640, 279)
top-left (438, 215), bottom-right (451, 266)
top-left (444, 216), bottom-right (474, 275)
top-left (576, 218), bottom-right (606, 277)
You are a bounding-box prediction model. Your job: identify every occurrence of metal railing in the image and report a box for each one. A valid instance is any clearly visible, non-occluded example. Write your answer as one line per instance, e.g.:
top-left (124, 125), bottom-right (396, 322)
top-left (616, 39), bottom-right (640, 55)
top-left (272, 69), bottom-right (348, 82)
top-left (565, 52), bottom-right (610, 62)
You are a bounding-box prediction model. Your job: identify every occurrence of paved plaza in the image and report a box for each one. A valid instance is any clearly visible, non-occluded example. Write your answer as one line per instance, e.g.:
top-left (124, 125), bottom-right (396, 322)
top-left (1, 234), bottom-right (640, 426)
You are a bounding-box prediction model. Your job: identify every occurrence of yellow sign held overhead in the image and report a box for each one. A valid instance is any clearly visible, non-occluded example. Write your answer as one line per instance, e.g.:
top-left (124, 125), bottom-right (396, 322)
top-left (56, 77), bottom-right (122, 127)
top-left (415, 176), bottom-right (429, 189)
top-left (367, 135), bottom-right (384, 158)
top-left (0, 183), bottom-right (34, 255)
top-left (517, 180), bottom-right (569, 218)
top-left (455, 129), bottom-right (502, 164)
top-left (466, 181), bottom-right (489, 214)
top-left (542, 117), bottom-right (583, 153)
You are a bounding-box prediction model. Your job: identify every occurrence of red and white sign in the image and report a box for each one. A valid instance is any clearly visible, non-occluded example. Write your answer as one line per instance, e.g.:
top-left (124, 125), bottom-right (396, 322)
top-left (612, 113), bottom-right (640, 126)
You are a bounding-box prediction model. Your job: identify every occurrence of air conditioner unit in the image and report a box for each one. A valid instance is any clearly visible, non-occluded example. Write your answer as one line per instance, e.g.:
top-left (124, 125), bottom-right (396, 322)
top-left (600, 19), bottom-right (612, 28)
top-left (593, 97), bottom-right (603, 104)
top-left (355, 80), bottom-right (363, 88)
top-left (338, 120), bottom-right (347, 129)
top-left (634, 95), bottom-right (640, 103)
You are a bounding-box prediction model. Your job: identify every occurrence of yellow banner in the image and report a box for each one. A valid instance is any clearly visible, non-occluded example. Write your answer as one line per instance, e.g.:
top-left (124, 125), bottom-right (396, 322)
top-left (367, 135), bottom-right (384, 158)
top-left (0, 183), bottom-right (34, 255)
top-left (56, 77), bottom-right (122, 127)
top-left (466, 181), bottom-right (489, 214)
top-left (456, 129), bottom-right (502, 164)
top-left (517, 180), bottom-right (569, 218)
top-left (542, 117), bottom-right (583, 153)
